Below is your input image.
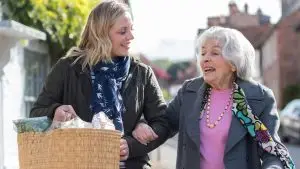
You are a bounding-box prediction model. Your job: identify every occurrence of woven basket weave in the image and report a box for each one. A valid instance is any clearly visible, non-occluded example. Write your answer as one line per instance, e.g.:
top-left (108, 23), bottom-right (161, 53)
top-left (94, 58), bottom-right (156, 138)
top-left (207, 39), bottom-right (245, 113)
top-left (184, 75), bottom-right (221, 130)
top-left (17, 128), bottom-right (121, 169)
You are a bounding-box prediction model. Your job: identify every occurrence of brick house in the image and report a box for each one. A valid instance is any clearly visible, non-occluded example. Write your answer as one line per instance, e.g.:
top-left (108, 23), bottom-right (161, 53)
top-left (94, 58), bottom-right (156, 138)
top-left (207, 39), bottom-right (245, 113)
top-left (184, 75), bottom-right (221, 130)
top-left (261, 10), bottom-right (300, 108)
top-left (207, 2), bottom-right (270, 28)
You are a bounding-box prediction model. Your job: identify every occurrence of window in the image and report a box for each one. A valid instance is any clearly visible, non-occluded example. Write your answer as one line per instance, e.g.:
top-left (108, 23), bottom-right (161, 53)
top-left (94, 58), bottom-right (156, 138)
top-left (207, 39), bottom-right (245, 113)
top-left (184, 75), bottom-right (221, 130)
top-left (24, 49), bottom-right (49, 117)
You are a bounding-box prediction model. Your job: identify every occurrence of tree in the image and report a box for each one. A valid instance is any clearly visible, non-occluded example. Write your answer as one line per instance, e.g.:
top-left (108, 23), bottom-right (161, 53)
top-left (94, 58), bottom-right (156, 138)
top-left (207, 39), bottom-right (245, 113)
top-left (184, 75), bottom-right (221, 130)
top-left (4, 0), bottom-right (99, 64)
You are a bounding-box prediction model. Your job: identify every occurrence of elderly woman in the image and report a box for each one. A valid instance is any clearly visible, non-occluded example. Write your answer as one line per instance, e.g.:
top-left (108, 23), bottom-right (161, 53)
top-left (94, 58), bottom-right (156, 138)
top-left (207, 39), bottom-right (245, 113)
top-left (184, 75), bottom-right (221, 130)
top-left (133, 26), bottom-right (295, 169)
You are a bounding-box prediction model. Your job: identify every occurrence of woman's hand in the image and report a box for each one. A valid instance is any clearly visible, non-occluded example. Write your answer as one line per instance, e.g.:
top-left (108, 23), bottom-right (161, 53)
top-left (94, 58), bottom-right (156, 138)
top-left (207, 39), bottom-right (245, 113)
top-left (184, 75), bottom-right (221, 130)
top-left (53, 105), bottom-right (77, 122)
top-left (132, 122), bottom-right (158, 145)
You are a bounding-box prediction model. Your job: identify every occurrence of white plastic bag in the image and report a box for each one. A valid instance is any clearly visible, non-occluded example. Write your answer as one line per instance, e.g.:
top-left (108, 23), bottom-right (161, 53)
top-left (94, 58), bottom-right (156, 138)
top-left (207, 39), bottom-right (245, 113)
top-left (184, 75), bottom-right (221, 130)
top-left (48, 112), bottom-right (115, 131)
top-left (92, 111), bottom-right (115, 130)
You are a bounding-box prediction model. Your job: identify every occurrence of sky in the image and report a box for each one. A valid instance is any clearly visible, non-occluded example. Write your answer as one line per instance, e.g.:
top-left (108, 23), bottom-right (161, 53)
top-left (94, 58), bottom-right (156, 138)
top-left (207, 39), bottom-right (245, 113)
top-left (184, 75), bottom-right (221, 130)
top-left (129, 0), bottom-right (282, 61)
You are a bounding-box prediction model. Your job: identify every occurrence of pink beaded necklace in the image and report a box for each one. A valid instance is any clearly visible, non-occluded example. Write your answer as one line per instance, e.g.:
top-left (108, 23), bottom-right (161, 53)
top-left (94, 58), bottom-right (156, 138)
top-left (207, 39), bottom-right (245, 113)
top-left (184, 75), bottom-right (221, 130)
top-left (202, 88), bottom-right (233, 129)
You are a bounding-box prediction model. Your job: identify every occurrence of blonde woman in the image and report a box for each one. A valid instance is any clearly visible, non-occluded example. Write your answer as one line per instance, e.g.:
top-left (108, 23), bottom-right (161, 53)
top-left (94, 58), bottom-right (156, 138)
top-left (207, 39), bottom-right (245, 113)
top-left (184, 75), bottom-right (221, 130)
top-left (30, 1), bottom-right (168, 168)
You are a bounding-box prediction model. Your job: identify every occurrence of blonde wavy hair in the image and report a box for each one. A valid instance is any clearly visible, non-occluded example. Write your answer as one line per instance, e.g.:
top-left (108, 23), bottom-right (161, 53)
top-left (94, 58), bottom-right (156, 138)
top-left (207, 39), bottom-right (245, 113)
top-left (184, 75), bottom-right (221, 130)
top-left (66, 0), bottom-right (130, 68)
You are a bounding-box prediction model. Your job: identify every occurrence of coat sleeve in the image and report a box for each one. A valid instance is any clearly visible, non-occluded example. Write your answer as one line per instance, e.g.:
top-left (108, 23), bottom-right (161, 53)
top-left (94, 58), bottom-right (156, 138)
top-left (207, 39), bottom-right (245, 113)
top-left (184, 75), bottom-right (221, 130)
top-left (124, 70), bottom-right (189, 158)
top-left (260, 87), bottom-right (286, 169)
top-left (124, 66), bottom-right (170, 158)
top-left (163, 79), bottom-right (189, 138)
top-left (29, 58), bottom-right (67, 119)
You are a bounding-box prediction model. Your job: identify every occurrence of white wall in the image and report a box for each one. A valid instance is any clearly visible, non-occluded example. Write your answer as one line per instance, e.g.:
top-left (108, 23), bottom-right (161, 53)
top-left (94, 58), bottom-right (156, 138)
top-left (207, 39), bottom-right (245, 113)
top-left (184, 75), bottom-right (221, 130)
top-left (2, 42), bottom-right (25, 169)
top-left (262, 30), bottom-right (280, 103)
top-left (253, 50), bottom-right (262, 83)
top-left (262, 31), bottom-right (278, 71)
top-left (0, 70), bottom-right (4, 169)
top-left (0, 36), bottom-right (22, 169)
top-left (2, 40), bottom-right (48, 169)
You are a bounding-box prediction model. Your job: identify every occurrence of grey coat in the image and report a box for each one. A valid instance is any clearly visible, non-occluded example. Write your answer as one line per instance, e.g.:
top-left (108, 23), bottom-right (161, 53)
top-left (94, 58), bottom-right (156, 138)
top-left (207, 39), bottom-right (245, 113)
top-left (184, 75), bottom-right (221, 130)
top-left (166, 77), bottom-right (284, 169)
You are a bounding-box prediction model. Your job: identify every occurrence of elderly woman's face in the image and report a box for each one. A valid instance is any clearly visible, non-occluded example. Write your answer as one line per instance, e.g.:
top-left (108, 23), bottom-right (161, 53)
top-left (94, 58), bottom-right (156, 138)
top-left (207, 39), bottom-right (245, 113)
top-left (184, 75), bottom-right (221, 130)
top-left (200, 39), bottom-right (236, 85)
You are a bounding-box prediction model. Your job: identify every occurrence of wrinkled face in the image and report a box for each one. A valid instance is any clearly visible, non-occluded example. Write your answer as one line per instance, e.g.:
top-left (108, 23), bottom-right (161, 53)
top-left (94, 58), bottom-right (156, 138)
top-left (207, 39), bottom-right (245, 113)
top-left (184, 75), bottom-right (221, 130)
top-left (109, 12), bottom-right (134, 56)
top-left (200, 39), bottom-right (236, 85)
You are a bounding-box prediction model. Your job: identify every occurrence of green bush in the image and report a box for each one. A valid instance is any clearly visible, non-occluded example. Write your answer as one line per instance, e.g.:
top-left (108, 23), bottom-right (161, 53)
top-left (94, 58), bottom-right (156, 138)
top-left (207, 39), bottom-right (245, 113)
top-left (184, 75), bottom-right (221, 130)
top-left (4, 0), bottom-right (99, 64)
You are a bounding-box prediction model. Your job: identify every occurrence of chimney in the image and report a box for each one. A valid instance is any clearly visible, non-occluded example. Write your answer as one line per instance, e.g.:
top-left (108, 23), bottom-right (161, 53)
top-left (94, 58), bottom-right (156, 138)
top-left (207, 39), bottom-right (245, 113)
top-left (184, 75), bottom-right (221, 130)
top-left (257, 8), bottom-right (262, 16)
top-left (244, 3), bottom-right (248, 14)
top-left (229, 1), bottom-right (239, 15)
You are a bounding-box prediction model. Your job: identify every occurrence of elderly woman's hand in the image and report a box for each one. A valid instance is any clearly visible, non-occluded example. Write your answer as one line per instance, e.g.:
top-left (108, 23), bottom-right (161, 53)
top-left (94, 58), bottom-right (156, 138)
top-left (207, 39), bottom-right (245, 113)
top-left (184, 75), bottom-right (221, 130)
top-left (132, 122), bottom-right (158, 145)
top-left (120, 139), bottom-right (129, 161)
top-left (53, 105), bottom-right (77, 122)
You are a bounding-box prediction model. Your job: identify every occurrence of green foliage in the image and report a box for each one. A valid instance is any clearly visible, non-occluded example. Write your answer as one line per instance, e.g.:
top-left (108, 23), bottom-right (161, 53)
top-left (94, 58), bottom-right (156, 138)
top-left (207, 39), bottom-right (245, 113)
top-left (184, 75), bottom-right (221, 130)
top-left (282, 84), bottom-right (300, 109)
top-left (4, 0), bottom-right (99, 63)
top-left (152, 59), bottom-right (173, 70)
top-left (167, 61), bottom-right (190, 81)
top-left (162, 88), bottom-right (172, 101)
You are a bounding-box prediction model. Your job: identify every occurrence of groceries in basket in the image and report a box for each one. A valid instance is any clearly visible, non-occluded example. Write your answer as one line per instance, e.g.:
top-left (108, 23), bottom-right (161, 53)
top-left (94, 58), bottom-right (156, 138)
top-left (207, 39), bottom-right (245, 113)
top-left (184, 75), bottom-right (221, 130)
top-left (16, 112), bottom-right (121, 169)
top-left (13, 116), bottom-right (51, 133)
top-left (13, 111), bottom-right (115, 133)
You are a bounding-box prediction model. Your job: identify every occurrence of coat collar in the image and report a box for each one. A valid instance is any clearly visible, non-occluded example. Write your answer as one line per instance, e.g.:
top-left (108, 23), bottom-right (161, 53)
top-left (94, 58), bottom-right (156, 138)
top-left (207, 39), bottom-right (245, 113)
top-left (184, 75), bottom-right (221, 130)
top-left (185, 77), bottom-right (264, 100)
top-left (186, 77), bottom-right (265, 153)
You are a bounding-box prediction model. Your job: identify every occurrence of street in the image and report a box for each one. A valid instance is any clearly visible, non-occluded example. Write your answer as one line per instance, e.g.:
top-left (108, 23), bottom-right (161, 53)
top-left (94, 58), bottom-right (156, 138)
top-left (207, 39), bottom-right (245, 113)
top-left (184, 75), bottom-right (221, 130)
top-left (287, 143), bottom-right (300, 168)
top-left (150, 136), bottom-right (300, 169)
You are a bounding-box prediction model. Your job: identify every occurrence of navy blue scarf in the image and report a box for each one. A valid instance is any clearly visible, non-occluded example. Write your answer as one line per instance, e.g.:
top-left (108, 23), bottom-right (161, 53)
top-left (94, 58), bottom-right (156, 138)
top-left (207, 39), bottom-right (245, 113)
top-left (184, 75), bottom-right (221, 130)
top-left (90, 56), bottom-right (130, 133)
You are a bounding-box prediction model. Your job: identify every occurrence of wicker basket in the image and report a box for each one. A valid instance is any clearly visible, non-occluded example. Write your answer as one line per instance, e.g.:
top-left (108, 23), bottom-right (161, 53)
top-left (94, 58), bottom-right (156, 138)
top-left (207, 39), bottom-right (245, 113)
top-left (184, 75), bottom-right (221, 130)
top-left (17, 128), bottom-right (121, 169)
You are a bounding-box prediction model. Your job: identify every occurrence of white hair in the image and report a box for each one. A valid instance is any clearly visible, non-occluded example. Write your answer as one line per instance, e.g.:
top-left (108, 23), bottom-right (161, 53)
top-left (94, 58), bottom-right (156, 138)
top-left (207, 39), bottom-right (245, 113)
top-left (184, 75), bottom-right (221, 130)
top-left (196, 26), bottom-right (255, 80)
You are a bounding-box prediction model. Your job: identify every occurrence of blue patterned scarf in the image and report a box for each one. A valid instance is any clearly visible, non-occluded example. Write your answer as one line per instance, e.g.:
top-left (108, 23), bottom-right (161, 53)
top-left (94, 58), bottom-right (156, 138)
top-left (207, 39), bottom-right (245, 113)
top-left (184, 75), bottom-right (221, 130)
top-left (90, 56), bottom-right (130, 133)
